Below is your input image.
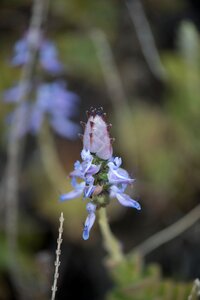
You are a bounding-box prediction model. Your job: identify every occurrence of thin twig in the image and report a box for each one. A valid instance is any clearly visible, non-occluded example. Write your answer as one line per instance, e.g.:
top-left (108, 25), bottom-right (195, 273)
top-left (51, 212), bottom-right (64, 300)
top-left (126, 0), bottom-right (167, 80)
top-left (129, 204), bottom-right (200, 257)
top-left (4, 0), bottom-right (49, 279)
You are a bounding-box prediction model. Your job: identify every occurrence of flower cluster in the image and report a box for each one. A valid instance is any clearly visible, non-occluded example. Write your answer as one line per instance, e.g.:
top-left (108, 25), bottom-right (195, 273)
top-left (60, 108), bottom-right (141, 240)
top-left (3, 31), bottom-right (80, 139)
top-left (11, 33), bottom-right (63, 74)
top-left (4, 81), bottom-right (79, 138)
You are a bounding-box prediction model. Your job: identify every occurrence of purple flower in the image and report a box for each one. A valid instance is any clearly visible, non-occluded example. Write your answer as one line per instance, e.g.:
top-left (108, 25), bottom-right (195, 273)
top-left (60, 149), bottom-right (100, 202)
top-left (60, 180), bottom-right (86, 201)
top-left (60, 151), bottom-right (141, 240)
top-left (70, 149), bottom-right (101, 178)
top-left (11, 36), bottom-right (31, 66)
top-left (83, 203), bottom-right (96, 240)
top-left (107, 156), bottom-right (140, 210)
top-left (11, 34), bottom-right (63, 75)
top-left (3, 81), bottom-right (80, 139)
top-left (60, 107), bottom-right (141, 240)
top-left (60, 149), bottom-right (101, 239)
top-left (110, 185), bottom-right (141, 210)
top-left (108, 157), bottom-right (135, 185)
top-left (40, 41), bottom-right (63, 74)
top-left (3, 84), bottom-right (30, 103)
top-left (34, 82), bottom-right (80, 138)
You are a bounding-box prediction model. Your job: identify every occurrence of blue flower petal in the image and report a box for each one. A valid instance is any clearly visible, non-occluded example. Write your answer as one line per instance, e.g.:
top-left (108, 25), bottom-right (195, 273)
top-left (40, 41), bottom-right (63, 74)
top-left (84, 185), bottom-right (95, 198)
top-left (60, 182), bottom-right (85, 201)
top-left (116, 192), bottom-right (141, 210)
top-left (81, 149), bottom-right (93, 161)
top-left (108, 167), bottom-right (134, 185)
top-left (50, 117), bottom-right (80, 139)
top-left (82, 203), bottom-right (96, 240)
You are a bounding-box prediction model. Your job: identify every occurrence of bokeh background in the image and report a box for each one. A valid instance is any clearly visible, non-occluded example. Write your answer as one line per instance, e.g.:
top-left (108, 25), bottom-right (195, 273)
top-left (0, 0), bottom-right (200, 299)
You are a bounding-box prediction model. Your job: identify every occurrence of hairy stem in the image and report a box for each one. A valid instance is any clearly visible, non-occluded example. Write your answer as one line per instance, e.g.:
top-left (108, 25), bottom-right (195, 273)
top-left (51, 212), bottom-right (64, 300)
top-left (98, 207), bottom-right (124, 265)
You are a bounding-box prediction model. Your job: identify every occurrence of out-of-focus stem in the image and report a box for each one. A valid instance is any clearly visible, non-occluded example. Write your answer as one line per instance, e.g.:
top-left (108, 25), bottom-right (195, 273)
top-left (4, 0), bottom-right (49, 281)
top-left (90, 29), bottom-right (128, 114)
top-left (130, 204), bottom-right (200, 257)
top-left (126, 0), bottom-right (166, 81)
top-left (98, 207), bottom-right (124, 265)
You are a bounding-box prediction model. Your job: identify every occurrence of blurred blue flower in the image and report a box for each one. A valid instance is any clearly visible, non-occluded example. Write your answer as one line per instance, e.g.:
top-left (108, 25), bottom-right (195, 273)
top-left (40, 41), bottom-right (63, 74)
top-left (3, 83), bottom-right (30, 103)
top-left (11, 35), bottom-right (63, 74)
top-left (3, 81), bottom-right (80, 139)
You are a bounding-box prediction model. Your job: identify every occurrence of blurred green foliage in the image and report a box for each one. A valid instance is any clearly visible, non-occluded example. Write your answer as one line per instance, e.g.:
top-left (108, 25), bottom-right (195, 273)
top-left (101, 20), bottom-right (200, 300)
top-left (56, 33), bottom-right (103, 84)
top-left (0, 0), bottom-right (199, 297)
top-left (115, 22), bottom-right (200, 210)
top-left (51, 0), bottom-right (119, 36)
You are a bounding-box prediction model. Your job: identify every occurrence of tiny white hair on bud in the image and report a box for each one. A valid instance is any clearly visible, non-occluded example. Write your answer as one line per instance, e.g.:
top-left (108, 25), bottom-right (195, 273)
top-left (51, 212), bottom-right (64, 300)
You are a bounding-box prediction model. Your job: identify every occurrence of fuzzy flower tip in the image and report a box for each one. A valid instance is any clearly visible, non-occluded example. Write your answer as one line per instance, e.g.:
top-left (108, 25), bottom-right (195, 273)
top-left (60, 108), bottom-right (141, 240)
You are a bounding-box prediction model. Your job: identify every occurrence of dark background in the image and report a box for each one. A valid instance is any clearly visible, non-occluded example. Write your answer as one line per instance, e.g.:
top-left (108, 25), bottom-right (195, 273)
top-left (0, 0), bottom-right (200, 299)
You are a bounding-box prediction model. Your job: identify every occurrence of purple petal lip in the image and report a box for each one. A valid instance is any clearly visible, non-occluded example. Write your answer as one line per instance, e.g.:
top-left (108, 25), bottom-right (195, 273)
top-left (109, 185), bottom-right (141, 210)
top-left (3, 84), bottom-right (30, 103)
top-left (59, 188), bottom-right (83, 201)
top-left (81, 149), bottom-right (93, 162)
top-left (60, 182), bottom-right (85, 201)
top-left (82, 203), bottom-right (96, 240)
top-left (82, 227), bottom-right (89, 240)
top-left (40, 41), bottom-right (63, 74)
top-left (86, 202), bottom-right (96, 213)
top-left (116, 193), bottom-right (141, 210)
top-left (108, 167), bottom-right (134, 185)
top-left (87, 164), bottom-right (101, 176)
top-left (84, 185), bottom-right (95, 198)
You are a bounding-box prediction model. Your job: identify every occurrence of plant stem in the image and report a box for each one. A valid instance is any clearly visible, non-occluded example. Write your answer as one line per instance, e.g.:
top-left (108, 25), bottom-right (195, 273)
top-left (130, 203), bottom-right (200, 257)
top-left (98, 207), bottom-right (124, 265)
top-left (51, 212), bottom-right (64, 300)
top-left (3, 0), bottom-right (49, 294)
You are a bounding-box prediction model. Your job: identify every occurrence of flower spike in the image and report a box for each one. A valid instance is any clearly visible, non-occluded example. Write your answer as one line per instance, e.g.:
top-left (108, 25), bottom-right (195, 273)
top-left (60, 108), bottom-right (141, 240)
